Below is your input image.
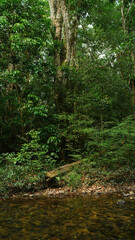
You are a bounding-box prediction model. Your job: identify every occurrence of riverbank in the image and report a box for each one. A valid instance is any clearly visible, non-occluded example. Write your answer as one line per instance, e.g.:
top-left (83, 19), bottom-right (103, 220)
top-left (3, 182), bottom-right (135, 200)
top-left (0, 160), bottom-right (135, 199)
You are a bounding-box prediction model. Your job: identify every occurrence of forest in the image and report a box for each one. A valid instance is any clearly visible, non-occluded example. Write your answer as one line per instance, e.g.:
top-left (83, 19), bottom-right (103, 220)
top-left (0, 0), bottom-right (135, 195)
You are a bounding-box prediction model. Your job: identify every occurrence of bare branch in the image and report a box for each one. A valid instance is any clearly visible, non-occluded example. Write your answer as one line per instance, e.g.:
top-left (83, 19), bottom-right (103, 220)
top-left (121, 0), bottom-right (126, 33)
top-left (125, 0), bottom-right (134, 22)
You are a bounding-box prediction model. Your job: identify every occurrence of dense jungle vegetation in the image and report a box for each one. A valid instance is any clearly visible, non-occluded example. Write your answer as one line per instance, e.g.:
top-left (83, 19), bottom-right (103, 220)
top-left (0, 0), bottom-right (135, 195)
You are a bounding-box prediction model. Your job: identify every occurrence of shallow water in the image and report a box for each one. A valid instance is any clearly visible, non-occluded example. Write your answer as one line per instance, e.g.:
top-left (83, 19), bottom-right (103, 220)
top-left (0, 194), bottom-right (135, 240)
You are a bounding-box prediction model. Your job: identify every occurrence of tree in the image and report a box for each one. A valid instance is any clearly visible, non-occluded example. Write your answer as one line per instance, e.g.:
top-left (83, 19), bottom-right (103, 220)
top-left (0, 0), bottom-right (52, 152)
top-left (48, 0), bottom-right (96, 112)
top-left (48, 0), bottom-right (79, 112)
top-left (48, 0), bottom-right (79, 66)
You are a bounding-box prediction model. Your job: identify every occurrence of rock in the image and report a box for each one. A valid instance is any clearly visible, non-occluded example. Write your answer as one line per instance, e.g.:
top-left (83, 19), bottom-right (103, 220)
top-left (23, 193), bottom-right (29, 197)
top-left (59, 190), bottom-right (64, 194)
top-left (29, 194), bottom-right (34, 198)
top-left (129, 191), bottom-right (135, 196)
top-left (123, 193), bottom-right (130, 197)
top-left (12, 195), bottom-right (16, 198)
top-left (116, 199), bottom-right (125, 205)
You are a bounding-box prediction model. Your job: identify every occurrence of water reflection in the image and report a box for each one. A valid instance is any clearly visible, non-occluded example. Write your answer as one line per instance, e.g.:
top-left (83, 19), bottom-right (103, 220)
top-left (0, 194), bottom-right (135, 239)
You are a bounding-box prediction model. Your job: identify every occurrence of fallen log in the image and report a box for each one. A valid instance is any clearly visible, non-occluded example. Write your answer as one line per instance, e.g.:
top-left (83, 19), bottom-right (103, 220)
top-left (46, 160), bottom-right (81, 180)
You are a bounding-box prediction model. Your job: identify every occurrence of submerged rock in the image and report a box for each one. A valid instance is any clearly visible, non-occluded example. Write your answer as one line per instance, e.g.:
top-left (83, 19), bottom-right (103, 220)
top-left (116, 199), bottom-right (125, 205)
top-left (123, 193), bottom-right (130, 197)
top-left (123, 191), bottom-right (135, 198)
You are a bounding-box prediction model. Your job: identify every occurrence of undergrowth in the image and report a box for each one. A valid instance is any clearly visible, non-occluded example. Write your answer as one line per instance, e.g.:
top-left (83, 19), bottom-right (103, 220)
top-left (0, 116), bottom-right (135, 195)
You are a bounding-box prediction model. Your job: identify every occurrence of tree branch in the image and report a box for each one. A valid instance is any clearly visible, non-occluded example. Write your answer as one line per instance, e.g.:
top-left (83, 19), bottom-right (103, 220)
top-left (121, 0), bottom-right (126, 33)
top-left (125, 0), bottom-right (134, 22)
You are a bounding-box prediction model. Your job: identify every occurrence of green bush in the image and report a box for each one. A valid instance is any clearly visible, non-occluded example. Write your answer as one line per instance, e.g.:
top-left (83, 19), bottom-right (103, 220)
top-left (62, 166), bottom-right (82, 188)
top-left (0, 130), bottom-right (59, 196)
top-left (84, 116), bottom-right (135, 169)
top-left (10, 130), bottom-right (58, 170)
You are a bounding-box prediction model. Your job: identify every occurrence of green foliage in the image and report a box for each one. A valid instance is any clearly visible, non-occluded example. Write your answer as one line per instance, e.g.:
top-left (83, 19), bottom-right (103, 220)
top-left (9, 130), bottom-right (58, 170)
top-left (0, 0), bottom-right (135, 195)
top-left (0, 129), bottom-right (59, 196)
top-left (83, 116), bottom-right (135, 169)
top-left (0, 0), bottom-right (53, 153)
top-left (99, 116), bottom-right (135, 168)
top-left (63, 167), bottom-right (82, 188)
top-left (0, 162), bottom-right (47, 196)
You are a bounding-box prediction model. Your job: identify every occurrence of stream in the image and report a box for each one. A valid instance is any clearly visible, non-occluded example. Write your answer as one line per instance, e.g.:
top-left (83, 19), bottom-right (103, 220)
top-left (0, 194), bottom-right (135, 239)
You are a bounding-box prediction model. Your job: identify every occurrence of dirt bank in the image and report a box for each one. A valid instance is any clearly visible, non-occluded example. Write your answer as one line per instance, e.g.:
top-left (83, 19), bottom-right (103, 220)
top-left (6, 182), bottom-right (135, 199)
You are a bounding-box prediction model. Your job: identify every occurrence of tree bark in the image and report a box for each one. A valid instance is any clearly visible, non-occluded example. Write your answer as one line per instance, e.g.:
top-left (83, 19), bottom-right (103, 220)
top-left (48, 0), bottom-right (79, 112)
top-left (48, 0), bottom-right (78, 66)
top-left (120, 0), bottom-right (135, 114)
top-left (131, 53), bottom-right (135, 114)
top-left (121, 0), bottom-right (126, 33)
top-left (121, 0), bottom-right (134, 33)
top-left (46, 160), bottom-right (81, 179)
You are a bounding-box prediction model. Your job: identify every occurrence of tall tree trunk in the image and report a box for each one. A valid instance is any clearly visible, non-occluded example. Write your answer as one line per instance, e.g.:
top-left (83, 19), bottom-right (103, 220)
top-left (131, 53), bottom-right (135, 114)
top-left (48, 0), bottom-right (79, 112)
top-left (121, 0), bottom-right (134, 33)
top-left (121, 0), bottom-right (126, 33)
top-left (120, 0), bottom-right (135, 114)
